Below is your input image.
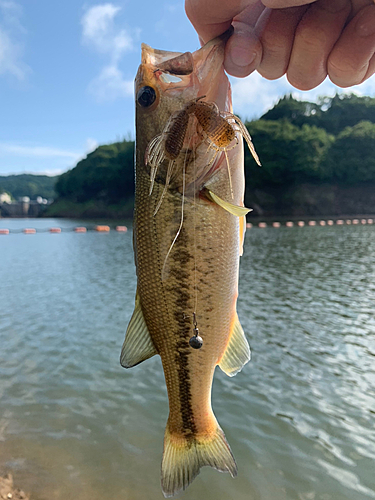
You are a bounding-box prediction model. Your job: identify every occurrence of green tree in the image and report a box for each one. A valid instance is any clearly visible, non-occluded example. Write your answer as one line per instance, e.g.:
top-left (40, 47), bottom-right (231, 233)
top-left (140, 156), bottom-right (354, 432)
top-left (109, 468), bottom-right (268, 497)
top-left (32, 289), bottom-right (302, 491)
top-left (322, 121), bottom-right (375, 184)
top-left (261, 94), bottom-right (321, 128)
top-left (316, 94), bottom-right (375, 135)
top-left (245, 119), bottom-right (333, 187)
top-left (0, 174), bottom-right (57, 199)
top-left (55, 140), bottom-right (135, 202)
top-left (262, 93), bottom-right (375, 135)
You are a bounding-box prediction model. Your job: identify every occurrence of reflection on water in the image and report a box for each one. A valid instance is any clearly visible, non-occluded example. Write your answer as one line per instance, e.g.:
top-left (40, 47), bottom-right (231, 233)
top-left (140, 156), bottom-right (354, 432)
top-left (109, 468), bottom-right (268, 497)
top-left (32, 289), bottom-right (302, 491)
top-left (0, 218), bottom-right (374, 500)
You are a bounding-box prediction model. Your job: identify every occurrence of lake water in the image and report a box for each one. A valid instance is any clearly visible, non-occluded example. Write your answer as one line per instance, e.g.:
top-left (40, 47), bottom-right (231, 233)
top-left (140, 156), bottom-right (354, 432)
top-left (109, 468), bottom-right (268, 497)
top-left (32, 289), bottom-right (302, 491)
top-left (0, 218), bottom-right (374, 500)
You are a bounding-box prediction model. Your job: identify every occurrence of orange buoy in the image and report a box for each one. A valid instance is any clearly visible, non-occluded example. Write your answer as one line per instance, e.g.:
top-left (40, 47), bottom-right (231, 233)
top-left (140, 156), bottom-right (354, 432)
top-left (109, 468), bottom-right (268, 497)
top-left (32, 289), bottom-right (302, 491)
top-left (308, 221), bottom-right (316, 226)
top-left (246, 223), bottom-right (253, 229)
top-left (352, 219), bottom-right (359, 225)
top-left (327, 220), bottom-right (334, 225)
top-left (50, 227), bottom-right (61, 233)
top-left (319, 220), bottom-right (326, 226)
top-left (286, 221), bottom-right (294, 227)
top-left (75, 227), bottom-right (87, 233)
top-left (297, 221), bottom-right (305, 227)
top-left (336, 220), bottom-right (344, 225)
top-left (95, 225), bottom-right (110, 232)
top-left (0, 229), bottom-right (9, 235)
top-left (367, 219), bottom-right (374, 224)
top-left (272, 222), bottom-right (280, 228)
top-left (116, 226), bottom-right (128, 232)
top-left (361, 219), bottom-right (367, 224)
top-left (258, 222), bottom-right (267, 228)
top-left (346, 220), bottom-right (352, 225)
top-left (23, 228), bottom-right (36, 234)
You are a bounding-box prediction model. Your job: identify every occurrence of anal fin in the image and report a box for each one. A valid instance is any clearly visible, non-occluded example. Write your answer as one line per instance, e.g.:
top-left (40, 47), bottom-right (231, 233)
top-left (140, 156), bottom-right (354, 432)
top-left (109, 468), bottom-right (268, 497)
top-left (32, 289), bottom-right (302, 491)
top-left (218, 314), bottom-right (250, 377)
top-left (239, 214), bottom-right (246, 257)
top-left (120, 291), bottom-right (158, 368)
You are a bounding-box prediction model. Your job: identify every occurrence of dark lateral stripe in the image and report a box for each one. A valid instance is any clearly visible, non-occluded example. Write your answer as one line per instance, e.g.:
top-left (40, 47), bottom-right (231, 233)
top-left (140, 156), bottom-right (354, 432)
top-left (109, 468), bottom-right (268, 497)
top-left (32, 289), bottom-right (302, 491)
top-left (171, 228), bottom-right (197, 438)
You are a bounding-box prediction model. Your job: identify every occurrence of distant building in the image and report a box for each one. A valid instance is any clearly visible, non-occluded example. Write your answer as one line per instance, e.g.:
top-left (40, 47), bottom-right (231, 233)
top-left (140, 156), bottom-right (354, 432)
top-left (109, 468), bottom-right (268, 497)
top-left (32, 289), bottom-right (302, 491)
top-left (0, 193), bottom-right (12, 204)
top-left (0, 195), bottom-right (52, 217)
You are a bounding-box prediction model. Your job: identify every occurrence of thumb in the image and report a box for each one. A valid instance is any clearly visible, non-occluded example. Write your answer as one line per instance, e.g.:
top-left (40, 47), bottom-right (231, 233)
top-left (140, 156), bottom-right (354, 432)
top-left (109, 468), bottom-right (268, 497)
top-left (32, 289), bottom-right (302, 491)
top-left (224, 2), bottom-right (267, 77)
top-left (185, 0), bottom-right (260, 43)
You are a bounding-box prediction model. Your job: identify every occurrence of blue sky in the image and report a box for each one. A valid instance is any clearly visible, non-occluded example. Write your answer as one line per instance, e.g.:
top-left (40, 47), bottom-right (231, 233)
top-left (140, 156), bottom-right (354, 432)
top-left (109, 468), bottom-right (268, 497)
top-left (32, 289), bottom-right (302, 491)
top-left (1, 0), bottom-right (375, 176)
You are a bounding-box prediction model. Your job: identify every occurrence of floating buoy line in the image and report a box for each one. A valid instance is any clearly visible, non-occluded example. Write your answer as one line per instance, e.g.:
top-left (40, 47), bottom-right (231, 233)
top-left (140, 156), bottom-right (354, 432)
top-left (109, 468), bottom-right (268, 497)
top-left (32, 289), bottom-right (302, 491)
top-left (0, 225), bottom-right (128, 234)
top-left (0, 219), bottom-right (374, 235)
top-left (246, 218), bottom-right (374, 229)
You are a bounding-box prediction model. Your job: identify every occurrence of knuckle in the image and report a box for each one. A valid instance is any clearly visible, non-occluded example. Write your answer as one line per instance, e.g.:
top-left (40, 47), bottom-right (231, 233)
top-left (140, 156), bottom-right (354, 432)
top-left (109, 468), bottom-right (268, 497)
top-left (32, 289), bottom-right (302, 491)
top-left (297, 24), bottom-right (328, 51)
top-left (327, 56), bottom-right (368, 86)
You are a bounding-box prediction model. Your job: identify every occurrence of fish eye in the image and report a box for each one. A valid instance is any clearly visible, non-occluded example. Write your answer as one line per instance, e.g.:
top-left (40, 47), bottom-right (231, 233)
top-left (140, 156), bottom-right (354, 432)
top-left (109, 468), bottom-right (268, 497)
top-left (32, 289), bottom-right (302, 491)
top-left (137, 86), bottom-right (156, 107)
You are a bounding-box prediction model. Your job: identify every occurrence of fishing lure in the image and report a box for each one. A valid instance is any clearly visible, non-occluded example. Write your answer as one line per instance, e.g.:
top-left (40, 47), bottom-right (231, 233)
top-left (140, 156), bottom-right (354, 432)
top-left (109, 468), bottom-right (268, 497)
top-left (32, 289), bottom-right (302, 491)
top-left (146, 96), bottom-right (261, 211)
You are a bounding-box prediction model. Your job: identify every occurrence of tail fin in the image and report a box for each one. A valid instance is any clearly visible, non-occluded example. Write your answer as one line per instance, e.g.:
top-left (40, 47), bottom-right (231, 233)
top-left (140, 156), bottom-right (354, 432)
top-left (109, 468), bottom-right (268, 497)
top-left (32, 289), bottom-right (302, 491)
top-left (161, 423), bottom-right (237, 497)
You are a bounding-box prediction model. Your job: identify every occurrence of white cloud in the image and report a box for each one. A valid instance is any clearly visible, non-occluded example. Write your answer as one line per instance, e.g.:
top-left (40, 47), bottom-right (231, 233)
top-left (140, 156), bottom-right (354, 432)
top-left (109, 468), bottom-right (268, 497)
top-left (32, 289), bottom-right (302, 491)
top-left (81, 4), bottom-right (132, 60)
top-left (0, 0), bottom-right (29, 80)
top-left (0, 139), bottom-right (104, 175)
top-left (231, 72), bottom-right (375, 120)
top-left (81, 3), bottom-right (136, 102)
top-left (231, 72), bottom-right (285, 119)
top-left (85, 137), bottom-right (99, 154)
top-left (25, 168), bottom-right (67, 177)
top-left (88, 64), bottom-right (133, 101)
top-left (0, 143), bottom-right (80, 160)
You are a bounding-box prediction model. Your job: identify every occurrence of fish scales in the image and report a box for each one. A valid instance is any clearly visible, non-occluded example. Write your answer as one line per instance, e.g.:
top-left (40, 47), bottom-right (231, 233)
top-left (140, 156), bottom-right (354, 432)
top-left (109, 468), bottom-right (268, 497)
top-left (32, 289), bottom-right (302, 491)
top-left (136, 171), bottom-right (238, 433)
top-left (121, 28), bottom-right (256, 497)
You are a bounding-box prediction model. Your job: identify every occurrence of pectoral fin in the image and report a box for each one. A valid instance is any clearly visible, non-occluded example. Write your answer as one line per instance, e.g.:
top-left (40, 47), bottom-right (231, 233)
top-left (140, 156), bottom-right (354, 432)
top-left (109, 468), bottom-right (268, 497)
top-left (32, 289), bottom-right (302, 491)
top-left (207, 190), bottom-right (252, 217)
top-left (120, 291), bottom-right (158, 368)
top-left (218, 314), bottom-right (250, 377)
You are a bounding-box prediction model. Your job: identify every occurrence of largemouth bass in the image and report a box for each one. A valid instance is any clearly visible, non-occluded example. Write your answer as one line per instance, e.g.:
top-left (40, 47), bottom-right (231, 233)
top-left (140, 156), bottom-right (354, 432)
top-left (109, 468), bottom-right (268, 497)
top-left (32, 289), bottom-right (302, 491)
top-left (121, 30), bottom-right (259, 497)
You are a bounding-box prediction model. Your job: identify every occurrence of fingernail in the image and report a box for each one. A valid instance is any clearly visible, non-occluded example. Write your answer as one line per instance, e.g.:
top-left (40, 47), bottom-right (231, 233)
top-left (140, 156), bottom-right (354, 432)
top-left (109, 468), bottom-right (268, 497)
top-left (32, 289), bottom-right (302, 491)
top-left (356, 6), bottom-right (375, 37)
top-left (231, 46), bottom-right (257, 68)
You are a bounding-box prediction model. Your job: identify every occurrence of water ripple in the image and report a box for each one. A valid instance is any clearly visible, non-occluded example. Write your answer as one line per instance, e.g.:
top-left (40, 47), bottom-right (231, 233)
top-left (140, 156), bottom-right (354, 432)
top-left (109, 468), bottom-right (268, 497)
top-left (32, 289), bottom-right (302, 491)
top-left (0, 220), bottom-right (375, 499)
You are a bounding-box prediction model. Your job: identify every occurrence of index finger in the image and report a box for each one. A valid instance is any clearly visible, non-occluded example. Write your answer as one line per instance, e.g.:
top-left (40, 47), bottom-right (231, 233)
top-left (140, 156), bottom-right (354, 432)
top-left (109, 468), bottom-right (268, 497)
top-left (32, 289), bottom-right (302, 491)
top-left (328, 4), bottom-right (375, 86)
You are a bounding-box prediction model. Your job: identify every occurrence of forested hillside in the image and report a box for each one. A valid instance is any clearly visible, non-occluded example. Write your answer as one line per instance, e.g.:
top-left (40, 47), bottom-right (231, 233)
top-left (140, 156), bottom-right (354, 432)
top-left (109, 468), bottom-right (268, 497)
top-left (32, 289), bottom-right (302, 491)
top-left (0, 174), bottom-right (57, 200)
top-left (48, 93), bottom-right (375, 218)
top-left (48, 141), bottom-right (134, 218)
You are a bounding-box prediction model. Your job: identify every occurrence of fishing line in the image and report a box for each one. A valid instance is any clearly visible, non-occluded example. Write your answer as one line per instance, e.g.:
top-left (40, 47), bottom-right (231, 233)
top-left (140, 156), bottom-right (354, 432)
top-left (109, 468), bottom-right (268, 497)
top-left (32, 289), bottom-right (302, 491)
top-left (193, 137), bottom-right (198, 317)
top-left (160, 140), bottom-right (189, 281)
top-left (189, 139), bottom-right (203, 350)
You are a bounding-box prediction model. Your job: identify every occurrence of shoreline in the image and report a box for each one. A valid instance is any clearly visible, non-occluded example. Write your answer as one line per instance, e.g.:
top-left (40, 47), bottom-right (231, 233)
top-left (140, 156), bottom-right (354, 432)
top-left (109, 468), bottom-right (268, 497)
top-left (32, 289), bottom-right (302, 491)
top-left (0, 474), bottom-right (29, 500)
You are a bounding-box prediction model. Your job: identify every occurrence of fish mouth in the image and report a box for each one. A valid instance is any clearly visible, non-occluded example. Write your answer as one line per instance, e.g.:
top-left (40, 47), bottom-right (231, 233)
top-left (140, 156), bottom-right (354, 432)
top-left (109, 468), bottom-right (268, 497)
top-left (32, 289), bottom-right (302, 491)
top-left (140, 27), bottom-right (233, 75)
top-left (137, 29), bottom-right (232, 111)
top-left (135, 29), bottom-right (235, 197)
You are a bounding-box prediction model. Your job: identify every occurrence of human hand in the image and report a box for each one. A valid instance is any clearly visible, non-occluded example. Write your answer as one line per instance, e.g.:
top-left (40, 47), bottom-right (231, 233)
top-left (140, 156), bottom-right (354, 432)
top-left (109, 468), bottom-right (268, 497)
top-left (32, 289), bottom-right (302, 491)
top-left (185, 0), bottom-right (375, 90)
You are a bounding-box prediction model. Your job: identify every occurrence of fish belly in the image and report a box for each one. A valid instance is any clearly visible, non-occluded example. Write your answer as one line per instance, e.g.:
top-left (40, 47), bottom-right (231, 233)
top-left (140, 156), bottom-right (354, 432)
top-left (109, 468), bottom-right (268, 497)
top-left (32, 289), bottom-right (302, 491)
top-left (134, 169), bottom-right (239, 496)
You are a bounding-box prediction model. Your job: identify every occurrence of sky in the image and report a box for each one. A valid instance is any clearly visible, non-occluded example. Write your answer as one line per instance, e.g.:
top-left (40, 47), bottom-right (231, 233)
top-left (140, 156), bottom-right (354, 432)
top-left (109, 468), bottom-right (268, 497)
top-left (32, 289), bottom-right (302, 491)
top-left (1, 0), bottom-right (375, 177)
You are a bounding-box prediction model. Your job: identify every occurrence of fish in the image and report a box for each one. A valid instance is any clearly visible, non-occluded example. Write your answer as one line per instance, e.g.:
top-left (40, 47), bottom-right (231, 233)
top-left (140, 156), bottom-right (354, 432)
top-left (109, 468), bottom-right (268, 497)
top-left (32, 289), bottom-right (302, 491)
top-left (120, 29), bottom-right (260, 497)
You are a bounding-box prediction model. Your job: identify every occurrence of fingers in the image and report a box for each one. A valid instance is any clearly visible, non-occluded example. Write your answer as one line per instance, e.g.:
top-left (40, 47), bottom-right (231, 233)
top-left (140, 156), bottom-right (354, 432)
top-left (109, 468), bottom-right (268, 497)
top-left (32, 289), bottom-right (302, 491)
top-left (261, 0), bottom-right (316, 7)
top-left (285, 0), bottom-right (351, 90)
top-left (327, 4), bottom-right (375, 86)
top-left (186, 0), bottom-right (375, 89)
top-left (257, 6), bottom-right (308, 80)
top-left (186, 0), bottom-right (266, 78)
top-left (185, 0), bottom-right (259, 43)
top-left (349, 0), bottom-right (372, 18)
top-left (224, 2), bottom-right (265, 77)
